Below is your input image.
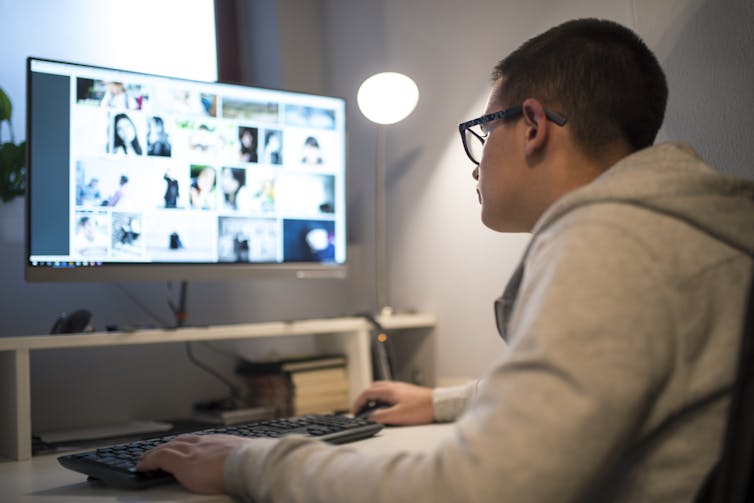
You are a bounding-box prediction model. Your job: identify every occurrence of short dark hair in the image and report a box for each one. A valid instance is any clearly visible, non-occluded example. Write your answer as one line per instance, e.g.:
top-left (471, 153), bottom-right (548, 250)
top-left (493, 18), bottom-right (667, 155)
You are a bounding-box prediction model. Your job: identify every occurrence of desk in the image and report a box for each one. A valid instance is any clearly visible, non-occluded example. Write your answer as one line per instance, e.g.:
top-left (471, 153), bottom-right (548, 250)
top-left (0, 314), bottom-right (436, 461)
top-left (0, 423), bottom-right (454, 502)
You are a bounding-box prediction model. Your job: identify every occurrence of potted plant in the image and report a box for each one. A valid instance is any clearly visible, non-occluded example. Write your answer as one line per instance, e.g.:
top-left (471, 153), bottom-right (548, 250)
top-left (0, 86), bottom-right (26, 203)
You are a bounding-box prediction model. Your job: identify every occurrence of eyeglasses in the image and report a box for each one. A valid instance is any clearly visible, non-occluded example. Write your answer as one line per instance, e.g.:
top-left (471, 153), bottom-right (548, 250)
top-left (458, 105), bottom-right (568, 165)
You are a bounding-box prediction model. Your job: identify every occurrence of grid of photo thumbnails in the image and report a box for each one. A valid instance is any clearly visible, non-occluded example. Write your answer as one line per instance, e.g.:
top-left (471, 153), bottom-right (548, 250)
top-left (70, 76), bottom-right (344, 265)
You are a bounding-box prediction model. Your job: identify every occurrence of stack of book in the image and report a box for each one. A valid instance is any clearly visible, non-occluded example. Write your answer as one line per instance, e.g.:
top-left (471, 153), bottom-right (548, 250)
top-left (236, 354), bottom-right (349, 417)
top-left (193, 404), bottom-right (277, 426)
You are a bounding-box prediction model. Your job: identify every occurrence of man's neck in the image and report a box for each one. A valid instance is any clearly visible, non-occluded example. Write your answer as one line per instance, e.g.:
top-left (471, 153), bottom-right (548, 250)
top-left (559, 138), bottom-right (632, 191)
top-left (525, 140), bottom-right (633, 231)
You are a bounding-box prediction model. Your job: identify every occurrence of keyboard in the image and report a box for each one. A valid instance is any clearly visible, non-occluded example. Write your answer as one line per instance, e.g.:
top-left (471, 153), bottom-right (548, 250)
top-left (57, 414), bottom-right (382, 489)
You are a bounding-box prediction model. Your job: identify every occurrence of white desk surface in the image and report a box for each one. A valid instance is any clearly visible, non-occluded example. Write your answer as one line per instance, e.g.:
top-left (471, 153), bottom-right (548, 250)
top-left (0, 423), bottom-right (454, 502)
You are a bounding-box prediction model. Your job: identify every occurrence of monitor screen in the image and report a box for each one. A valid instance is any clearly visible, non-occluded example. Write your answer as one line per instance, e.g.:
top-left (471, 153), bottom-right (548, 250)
top-left (25, 58), bottom-right (347, 282)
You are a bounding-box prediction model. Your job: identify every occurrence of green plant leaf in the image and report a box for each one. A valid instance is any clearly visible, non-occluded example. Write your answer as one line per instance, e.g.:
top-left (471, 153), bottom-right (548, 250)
top-left (0, 86), bottom-right (11, 123)
top-left (0, 141), bottom-right (26, 203)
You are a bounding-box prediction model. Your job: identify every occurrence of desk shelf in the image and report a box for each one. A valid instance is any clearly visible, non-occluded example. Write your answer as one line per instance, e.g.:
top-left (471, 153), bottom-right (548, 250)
top-left (0, 313), bottom-right (435, 460)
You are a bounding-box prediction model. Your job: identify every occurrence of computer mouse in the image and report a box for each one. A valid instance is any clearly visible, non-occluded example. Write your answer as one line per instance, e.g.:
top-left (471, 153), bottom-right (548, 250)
top-left (355, 400), bottom-right (392, 419)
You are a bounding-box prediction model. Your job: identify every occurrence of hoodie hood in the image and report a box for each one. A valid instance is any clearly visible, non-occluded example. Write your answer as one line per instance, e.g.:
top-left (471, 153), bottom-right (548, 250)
top-left (533, 142), bottom-right (754, 256)
top-left (496, 142), bottom-right (754, 342)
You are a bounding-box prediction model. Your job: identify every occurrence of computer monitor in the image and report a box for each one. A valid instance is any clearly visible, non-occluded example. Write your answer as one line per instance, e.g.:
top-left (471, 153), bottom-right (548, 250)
top-left (25, 58), bottom-right (347, 282)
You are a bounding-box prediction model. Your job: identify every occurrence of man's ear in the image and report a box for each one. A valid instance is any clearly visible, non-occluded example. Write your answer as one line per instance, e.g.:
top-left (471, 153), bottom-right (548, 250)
top-left (521, 98), bottom-right (549, 157)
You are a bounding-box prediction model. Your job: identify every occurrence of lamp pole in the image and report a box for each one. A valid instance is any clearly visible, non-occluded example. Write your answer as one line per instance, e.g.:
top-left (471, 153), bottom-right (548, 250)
top-left (357, 72), bottom-right (418, 317)
top-left (376, 124), bottom-right (389, 314)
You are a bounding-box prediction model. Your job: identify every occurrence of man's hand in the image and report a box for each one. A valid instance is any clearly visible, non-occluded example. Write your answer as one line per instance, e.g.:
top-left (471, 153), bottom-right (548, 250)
top-left (136, 434), bottom-right (243, 494)
top-left (351, 381), bottom-right (434, 425)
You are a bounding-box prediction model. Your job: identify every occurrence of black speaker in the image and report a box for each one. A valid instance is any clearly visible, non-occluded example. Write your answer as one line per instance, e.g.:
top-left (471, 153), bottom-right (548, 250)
top-left (50, 309), bottom-right (94, 334)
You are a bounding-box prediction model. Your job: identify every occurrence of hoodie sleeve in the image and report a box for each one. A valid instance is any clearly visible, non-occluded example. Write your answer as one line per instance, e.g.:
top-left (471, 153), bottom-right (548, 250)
top-left (223, 215), bottom-right (677, 503)
top-left (433, 381), bottom-right (480, 422)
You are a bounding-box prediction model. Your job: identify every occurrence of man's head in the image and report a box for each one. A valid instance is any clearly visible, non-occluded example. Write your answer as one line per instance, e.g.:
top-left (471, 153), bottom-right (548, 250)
top-left (464, 19), bottom-right (667, 232)
top-left (494, 18), bottom-right (667, 156)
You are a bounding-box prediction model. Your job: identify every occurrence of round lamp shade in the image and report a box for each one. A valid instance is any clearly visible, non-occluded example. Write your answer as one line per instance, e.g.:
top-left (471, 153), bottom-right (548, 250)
top-left (357, 72), bottom-right (419, 125)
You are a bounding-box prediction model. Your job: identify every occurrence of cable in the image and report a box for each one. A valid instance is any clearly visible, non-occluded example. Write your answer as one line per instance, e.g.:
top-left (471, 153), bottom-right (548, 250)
top-left (114, 283), bottom-right (172, 328)
top-left (199, 340), bottom-right (242, 359)
top-left (167, 280), bottom-right (188, 328)
top-left (184, 341), bottom-right (250, 407)
top-left (117, 282), bottom-right (250, 410)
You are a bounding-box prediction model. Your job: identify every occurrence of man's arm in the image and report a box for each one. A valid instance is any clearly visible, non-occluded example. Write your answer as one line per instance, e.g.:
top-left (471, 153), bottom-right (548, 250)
top-left (350, 380), bottom-right (479, 425)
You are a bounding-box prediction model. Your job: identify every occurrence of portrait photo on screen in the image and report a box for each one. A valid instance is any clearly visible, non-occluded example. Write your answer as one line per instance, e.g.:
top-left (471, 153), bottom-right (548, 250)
top-left (282, 129), bottom-right (341, 169)
top-left (189, 164), bottom-right (218, 210)
top-left (238, 126), bottom-right (259, 163)
top-left (146, 116), bottom-right (173, 157)
top-left (219, 166), bottom-right (250, 212)
top-left (262, 129), bottom-right (283, 165)
top-left (109, 112), bottom-right (146, 156)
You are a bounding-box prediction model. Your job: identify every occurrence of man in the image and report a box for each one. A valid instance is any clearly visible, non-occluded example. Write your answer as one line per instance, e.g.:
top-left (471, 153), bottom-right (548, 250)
top-left (138, 18), bottom-right (754, 501)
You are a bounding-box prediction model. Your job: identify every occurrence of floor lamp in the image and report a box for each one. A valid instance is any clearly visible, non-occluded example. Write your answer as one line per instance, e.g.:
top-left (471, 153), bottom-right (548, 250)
top-left (357, 72), bottom-right (419, 317)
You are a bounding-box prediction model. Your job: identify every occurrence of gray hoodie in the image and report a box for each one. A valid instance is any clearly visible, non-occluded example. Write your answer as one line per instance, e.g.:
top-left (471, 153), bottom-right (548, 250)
top-left (225, 143), bottom-right (754, 502)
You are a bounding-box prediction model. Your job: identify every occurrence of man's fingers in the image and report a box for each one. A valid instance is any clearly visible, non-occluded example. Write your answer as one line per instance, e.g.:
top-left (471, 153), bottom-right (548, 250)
top-left (351, 382), bottom-right (396, 414)
top-left (137, 446), bottom-right (188, 472)
top-left (367, 406), bottom-right (395, 424)
top-left (351, 392), bottom-right (379, 414)
top-left (137, 435), bottom-right (201, 471)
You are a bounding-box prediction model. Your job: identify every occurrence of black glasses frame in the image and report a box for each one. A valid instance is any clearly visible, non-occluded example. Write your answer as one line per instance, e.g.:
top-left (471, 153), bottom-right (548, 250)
top-left (458, 105), bottom-right (568, 165)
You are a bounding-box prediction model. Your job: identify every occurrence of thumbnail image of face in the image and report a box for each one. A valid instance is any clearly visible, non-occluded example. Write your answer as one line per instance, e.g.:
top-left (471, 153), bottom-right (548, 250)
top-left (264, 130), bottom-right (283, 165)
top-left (147, 116), bottom-right (172, 157)
top-left (112, 113), bottom-right (142, 155)
top-left (117, 116), bottom-right (135, 142)
top-left (190, 166), bottom-right (217, 210)
top-left (301, 136), bottom-right (323, 165)
top-left (239, 127), bottom-right (258, 163)
top-left (221, 167), bottom-right (247, 211)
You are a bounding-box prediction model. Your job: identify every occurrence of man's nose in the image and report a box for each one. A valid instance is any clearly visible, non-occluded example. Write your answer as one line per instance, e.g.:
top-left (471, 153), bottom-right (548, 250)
top-left (472, 165), bottom-right (479, 180)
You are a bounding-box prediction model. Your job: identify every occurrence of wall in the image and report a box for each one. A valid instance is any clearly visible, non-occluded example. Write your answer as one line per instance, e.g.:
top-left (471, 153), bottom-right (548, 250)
top-left (0, 0), bottom-right (752, 431)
